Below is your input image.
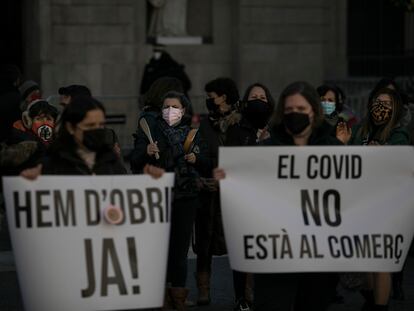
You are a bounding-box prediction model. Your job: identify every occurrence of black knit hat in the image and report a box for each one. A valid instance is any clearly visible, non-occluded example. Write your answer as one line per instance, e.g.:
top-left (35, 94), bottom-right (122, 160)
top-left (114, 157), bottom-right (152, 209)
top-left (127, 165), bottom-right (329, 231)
top-left (58, 84), bottom-right (91, 97)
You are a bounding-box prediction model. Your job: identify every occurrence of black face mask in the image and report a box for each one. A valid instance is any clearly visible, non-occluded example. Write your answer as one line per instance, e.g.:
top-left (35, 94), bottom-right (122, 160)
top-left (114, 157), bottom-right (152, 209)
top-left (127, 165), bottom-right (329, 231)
top-left (243, 99), bottom-right (271, 129)
top-left (284, 112), bottom-right (310, 135)
top-left (83, 128), bottom-right (114, 152)
top-left (206, 97), bottom-right (219, 113)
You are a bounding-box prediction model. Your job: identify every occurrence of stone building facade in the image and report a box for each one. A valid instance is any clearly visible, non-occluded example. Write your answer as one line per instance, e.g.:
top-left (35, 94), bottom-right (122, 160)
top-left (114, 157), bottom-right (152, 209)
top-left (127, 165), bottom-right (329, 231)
top-left (17, 0), bottom-right (413, 147)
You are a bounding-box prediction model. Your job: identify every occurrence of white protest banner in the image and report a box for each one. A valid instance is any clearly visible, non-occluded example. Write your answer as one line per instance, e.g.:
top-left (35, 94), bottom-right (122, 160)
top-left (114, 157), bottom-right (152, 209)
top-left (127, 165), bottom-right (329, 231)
top-left (2, 174), bottom-right (174, 311)
top-left (219, 146), bottom-right (414, 273)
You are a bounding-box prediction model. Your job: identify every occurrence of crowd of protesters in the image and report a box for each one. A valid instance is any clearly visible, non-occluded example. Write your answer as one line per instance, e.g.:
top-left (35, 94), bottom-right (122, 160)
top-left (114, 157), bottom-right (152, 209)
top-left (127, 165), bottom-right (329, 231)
top-left (1, 62), bottom-right (413, 311)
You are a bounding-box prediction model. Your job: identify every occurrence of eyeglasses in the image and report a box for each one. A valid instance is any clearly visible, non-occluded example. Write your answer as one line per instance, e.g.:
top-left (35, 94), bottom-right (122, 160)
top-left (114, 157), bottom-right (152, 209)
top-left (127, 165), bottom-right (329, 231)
top-left (372, 100), bottom-right (392, 109)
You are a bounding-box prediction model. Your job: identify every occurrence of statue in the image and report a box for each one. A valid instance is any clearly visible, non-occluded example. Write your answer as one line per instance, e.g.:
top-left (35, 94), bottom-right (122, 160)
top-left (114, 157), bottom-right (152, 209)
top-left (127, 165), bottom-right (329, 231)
top-left (148, 0), bottom-right (188, 37)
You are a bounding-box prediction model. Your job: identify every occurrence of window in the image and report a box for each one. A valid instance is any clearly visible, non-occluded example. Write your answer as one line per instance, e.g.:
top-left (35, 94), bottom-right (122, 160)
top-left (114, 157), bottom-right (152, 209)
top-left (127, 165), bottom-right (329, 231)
top-left (347, 0), bottom-right (414, 76)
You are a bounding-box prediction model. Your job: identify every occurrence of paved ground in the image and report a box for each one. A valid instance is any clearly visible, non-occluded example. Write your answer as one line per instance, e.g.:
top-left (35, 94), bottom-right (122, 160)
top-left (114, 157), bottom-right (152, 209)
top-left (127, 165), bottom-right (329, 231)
top-left (186, 256), bottom-right (414, 311)
top-left (1, 251), bottom-right (414, 311)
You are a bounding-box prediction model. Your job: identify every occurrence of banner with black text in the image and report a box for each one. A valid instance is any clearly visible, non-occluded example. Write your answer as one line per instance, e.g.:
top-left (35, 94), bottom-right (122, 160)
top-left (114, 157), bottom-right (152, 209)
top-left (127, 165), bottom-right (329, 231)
top-left (219, 146), bottom-right (414, 273)
top-left (3, 174), bottom-right (174, 311)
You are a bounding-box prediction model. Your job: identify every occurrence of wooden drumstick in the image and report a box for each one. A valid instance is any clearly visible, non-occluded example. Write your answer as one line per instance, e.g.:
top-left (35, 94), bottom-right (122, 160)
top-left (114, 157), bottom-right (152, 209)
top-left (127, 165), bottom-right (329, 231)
top-left (139, 118), bottom-right (160, 160)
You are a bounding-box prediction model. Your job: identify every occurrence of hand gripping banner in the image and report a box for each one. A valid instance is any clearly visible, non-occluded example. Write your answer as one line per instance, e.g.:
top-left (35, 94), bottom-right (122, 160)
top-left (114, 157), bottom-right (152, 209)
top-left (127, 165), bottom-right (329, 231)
top-left (219, 146), bottom-right (414, 273)
top-left (3, 174), bottom-right (174, 311)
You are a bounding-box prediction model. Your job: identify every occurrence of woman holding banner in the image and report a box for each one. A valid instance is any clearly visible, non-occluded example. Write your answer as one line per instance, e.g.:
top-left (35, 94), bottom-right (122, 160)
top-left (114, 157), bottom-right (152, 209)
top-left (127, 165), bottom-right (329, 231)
top-left (22, 96), bottom-right (163, 179)
top-left (215, 81), bottom-right (342, 311)
top-left (337, 87), bottom-right (410, 311)
top-left (130, 91), bottom-right (208, 310)
top-left (225, 82), bottom-right (275, 310)
top-left (258, 81), bottom-right (344, 311)
top-left (226, 83), bottom-right (275, 146)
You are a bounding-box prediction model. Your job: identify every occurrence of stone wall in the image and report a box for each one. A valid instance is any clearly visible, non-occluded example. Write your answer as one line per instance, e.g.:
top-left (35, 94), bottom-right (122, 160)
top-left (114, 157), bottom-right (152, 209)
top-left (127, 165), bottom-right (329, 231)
top-left (25, 0), bottom-right (146, 147)
top-left (237, 0), bottom-right (347, 98)
top-left (23, 0), bottom-right (348, 148)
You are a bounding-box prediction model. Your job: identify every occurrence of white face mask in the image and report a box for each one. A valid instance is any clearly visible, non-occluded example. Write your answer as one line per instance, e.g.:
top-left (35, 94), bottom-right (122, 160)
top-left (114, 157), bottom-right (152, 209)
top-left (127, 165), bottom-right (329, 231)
top-left (320, 101), bottom-right (336, 115)
top-left (162, 107), bottom-right (183, 126)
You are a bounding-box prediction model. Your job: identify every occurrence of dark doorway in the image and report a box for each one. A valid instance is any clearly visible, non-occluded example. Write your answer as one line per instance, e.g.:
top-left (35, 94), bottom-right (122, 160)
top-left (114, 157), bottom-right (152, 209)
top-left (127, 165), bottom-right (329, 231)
top-left (0, 0), bottom-right (23, 71)
top-left (347, 0), bottom-right (414, 76)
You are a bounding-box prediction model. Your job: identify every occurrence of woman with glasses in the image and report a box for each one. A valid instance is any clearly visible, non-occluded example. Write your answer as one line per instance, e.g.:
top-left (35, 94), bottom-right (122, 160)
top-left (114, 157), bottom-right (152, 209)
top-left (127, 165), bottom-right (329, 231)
top-left (338, 88), bottom-right (409, 146)
top-left (337, 87), bottom-right (409, 311)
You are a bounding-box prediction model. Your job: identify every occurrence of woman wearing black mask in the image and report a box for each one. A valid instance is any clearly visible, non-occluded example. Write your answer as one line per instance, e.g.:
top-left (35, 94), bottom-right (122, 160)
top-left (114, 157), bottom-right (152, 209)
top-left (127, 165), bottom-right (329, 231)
top-left (215, 81), bottom-right (342, 311)
top-left (193, 77), bottom-right (241, 306)
top-left (227, 83), bottom-right (275, 146)
top-left (42, 96), bottom-right (126, 175)
top-left (225, 83), bottom-right (275, 310)
top-left (265, 81), bottom-right (342, 147)
top-left (260, 82), bottom-right (342, 311)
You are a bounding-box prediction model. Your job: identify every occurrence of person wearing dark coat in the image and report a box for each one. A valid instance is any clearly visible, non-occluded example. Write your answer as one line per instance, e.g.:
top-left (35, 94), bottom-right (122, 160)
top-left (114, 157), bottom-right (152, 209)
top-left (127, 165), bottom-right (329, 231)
top-left (214, 81), bottom-right (342, 311)
top-left (338, 87), bottom-right (409, 146)
top-left (225, 83), bottom-right (275, 311)
top-left (366, 77), bottom-right (414, 144)
top-left (2, 128), bottom-right (46, 176)
top-left (193, 77), bottom-right (242, 307)
top-left (226, 83), bottom-right (275, 146)
top-left (42, 96), bottom-right (126, 175)
top-left (130, 91), bottom-right (207, 310)
top-left (140, 49), bottom-right (191, 96)
top-left (337, 87), bottom-right (409, 311)
top-left (0, 82), bottom-right (50, 177)
top-left (0, 65), bottom-right (38, 250)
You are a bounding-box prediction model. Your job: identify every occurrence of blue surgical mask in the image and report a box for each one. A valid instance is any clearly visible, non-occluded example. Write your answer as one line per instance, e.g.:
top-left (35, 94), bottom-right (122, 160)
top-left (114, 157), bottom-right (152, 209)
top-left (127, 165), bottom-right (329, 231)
top-left (321, 101), bottom-right (336, 115)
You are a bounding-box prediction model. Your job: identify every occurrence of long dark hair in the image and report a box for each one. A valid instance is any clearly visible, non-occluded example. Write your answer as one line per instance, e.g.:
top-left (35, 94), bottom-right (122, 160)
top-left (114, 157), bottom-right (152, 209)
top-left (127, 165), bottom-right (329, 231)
top-left (51, 96), bottom-right (105, 151)
top-left (242, 82), bottom-right (276, 112)
top-left (359, 87), bottom-right (404, 143)
top-left (272, 81), bottom-right (323, 128)
top-left (368, 77), bottom-right (408, 107)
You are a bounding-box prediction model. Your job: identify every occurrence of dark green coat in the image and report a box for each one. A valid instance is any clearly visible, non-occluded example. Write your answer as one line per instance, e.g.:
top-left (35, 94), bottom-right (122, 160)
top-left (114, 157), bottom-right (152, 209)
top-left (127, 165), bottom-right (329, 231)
top-left (349, 124), bottom-right (410, 145)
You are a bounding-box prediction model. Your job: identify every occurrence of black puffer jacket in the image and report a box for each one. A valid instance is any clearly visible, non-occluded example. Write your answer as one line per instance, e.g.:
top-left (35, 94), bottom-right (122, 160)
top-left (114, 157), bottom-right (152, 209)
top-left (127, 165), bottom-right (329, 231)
top-left (198, 117), bottom-right (219, 176)
top-left (198, 111), bottom-right (242, 174)
top-left (225, 117), bottom-right (258, 147)
top-left (140, 52), bottom-right (192, 95)
top-left (42, 147), bottom-right (126, 175)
